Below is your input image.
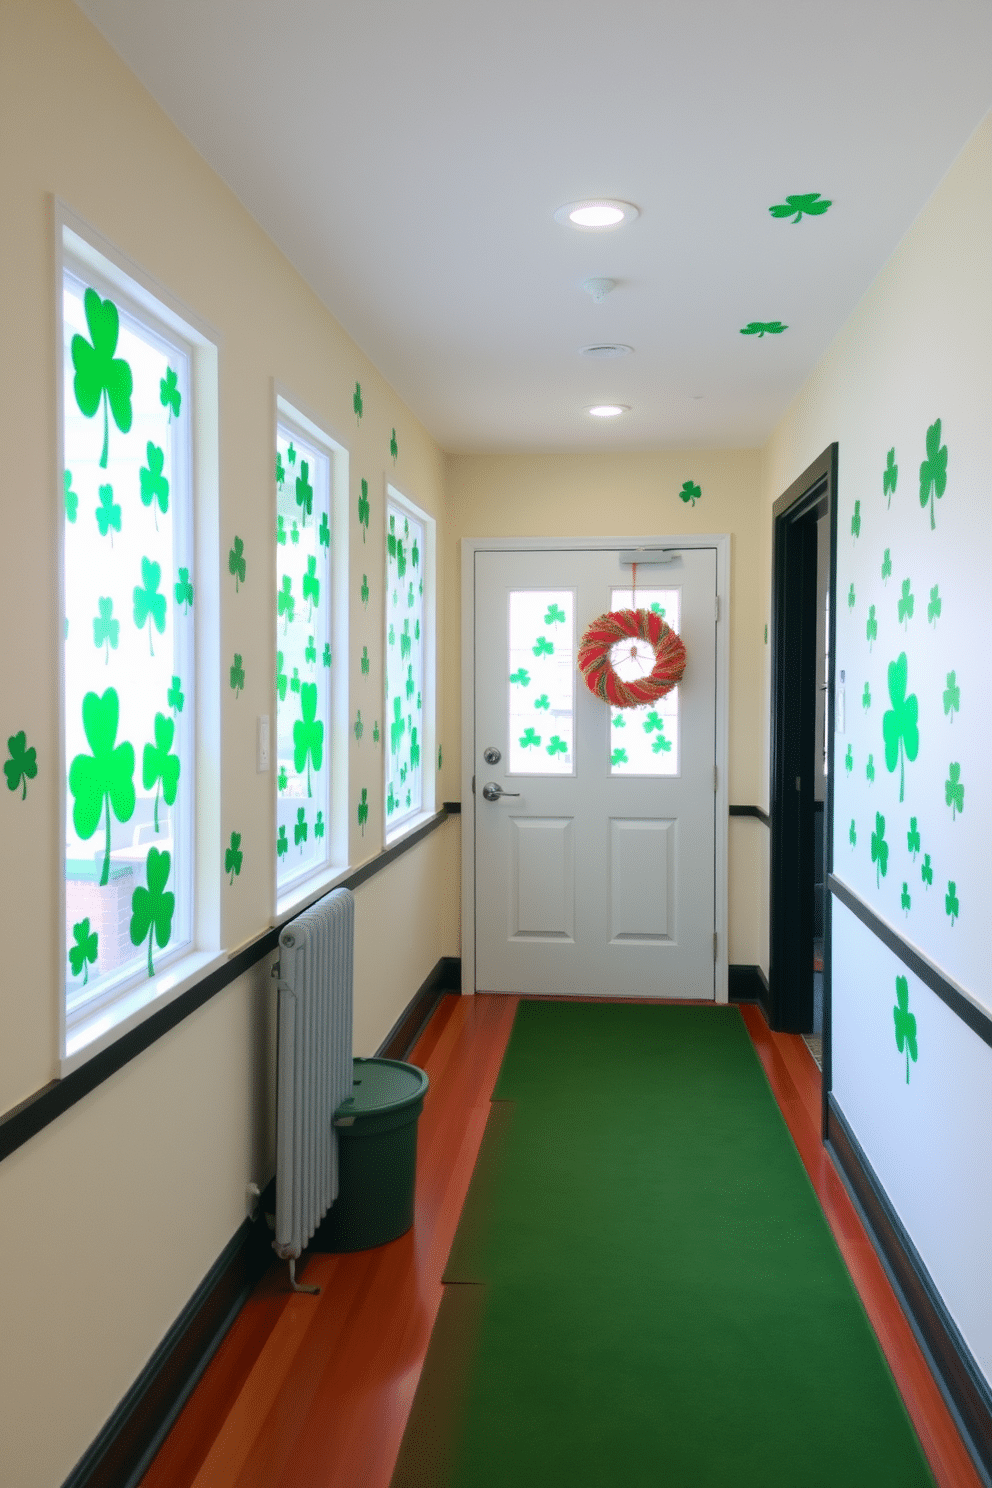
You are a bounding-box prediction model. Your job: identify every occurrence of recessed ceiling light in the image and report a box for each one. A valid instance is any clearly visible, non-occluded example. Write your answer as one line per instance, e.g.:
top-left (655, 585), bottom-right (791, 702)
top-left (555, 199), bottom-right (639, 229)
top-left (580, 344), bottom-right (633, 359)
top-left (587, 404), bottom-right (629, 418)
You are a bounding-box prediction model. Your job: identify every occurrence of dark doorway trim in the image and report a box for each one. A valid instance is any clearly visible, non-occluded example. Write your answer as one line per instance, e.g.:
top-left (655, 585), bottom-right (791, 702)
top-left (770, 444), bottom-right (837, 1133)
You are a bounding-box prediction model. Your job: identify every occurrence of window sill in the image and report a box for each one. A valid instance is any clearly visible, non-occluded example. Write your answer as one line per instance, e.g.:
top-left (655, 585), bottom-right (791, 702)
top-left (385, 807), bottom-right (436, 849)
top-left (273, 862), bottom-right (353, 930)
top-left (62, 948), bottom-right (227, 1077)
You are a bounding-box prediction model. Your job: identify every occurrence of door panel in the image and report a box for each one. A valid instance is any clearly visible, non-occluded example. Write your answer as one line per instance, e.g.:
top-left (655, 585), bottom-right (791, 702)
top-left (475, 546), bottom-right (716, 998)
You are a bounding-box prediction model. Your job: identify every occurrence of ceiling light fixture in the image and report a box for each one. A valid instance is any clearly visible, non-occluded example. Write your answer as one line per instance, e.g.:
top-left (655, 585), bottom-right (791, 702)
top-left (555, 199), bottom-right (639, 229)
top-left (580, 344), bottom-right (633, 359)
top-left (587, 404), bottom-right (629, 418)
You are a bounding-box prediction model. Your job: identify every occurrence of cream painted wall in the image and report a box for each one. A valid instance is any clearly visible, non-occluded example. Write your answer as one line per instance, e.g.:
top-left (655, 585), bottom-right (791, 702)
top-left (0, 3), bottom-right (457, 1482)
top-left (445, 449), bottom-right (767, 965)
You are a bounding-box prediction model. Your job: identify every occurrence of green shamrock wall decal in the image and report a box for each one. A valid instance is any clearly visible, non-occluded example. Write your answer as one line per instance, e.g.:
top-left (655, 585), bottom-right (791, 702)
top-left (862, 682), bottom-right (871, 710)
top-left (845, 744), bottom-right (853, 774)
top-left (139, 442), bottom-right (169, 528)
top-left (546, 736), bottom-right (567, 757)
top-left (295, 460), bottom-right (313, 526)
top-left (901, 882), bottom-right (911, 915)
top-left (870, 811), bottom-right (888, 887)
top-left (945, 762), bottom-right (964, 820)
top-left (358, 787), bottom-right (369, 834)
top-left (287, 442), bottom-right (296, 465)
top-left (294, 806), bottom-right (308, 852)
top-left (359, 645), bottom-right (369, 676)
top-left (319, 511), bottom-right (330, 549)
top-left (276, 514), bottom-right (287, 546)
top-left (229, 653), bottom-right (245, 698)
top-left (921, 853), bottom-right (933, 888)
top-left (532, 635), bottom-right (554, 657)
top-left (927, 585), bottom-right (941, 626)
top-left (278, 765), bottom-right (287, 791)
top-left (945, 881), bottom-right (959, 925)
top-left (851, 500), bottom-right (861, 539)
top-left (290, 521), bottom-right (300, 546)
top-left (849, 819), bottom-right (856, 848)
top-left (323, 643), bottom-right (332, 669)
top-left (866, 604), bottom-right (877, 649)
top-left (133, 557), bottom-right (166, 656)
top-left (64, 470), bottom-right (78, 523)
top-left (893, 977), bottom-right (918, 1083)
top-left (510, 667), bottom-right (530, 687)
top-left (305, 634), bottom-right (317, 666)
top-left (93, 597), bottom-right (119, 662)
top-left (679, 480), bottom-right (701, 507)
top-left (390, 696), bottom-right (406, 754)
top-left (390, 428), bottom-right (398, 462)
top-left (883, 448), bottom-right (898, 506)
top-left (275, 451), bottom-right (286, 490)
top-left (71, 287), bottom-right (133, 468)
top-left (943, 670), bottom-right (959, 722)
top-left (740, 321), bottom-right (787, 337)
top-left (882, 652), bottom-right (919, 803)
top-left (866, 753), bottom-right (875, 784)
top-left (354, 709), bottom-right (364, 742)
top-left (278, 574), bottom-right (295, 631)
top-left (907, 818), bottom-right (920, 859)
top-left (919, 417), bottom-right (947, 530)
top-left (361, 573), bottom-right (370, 608)
top-left (276, 651), bottom-right (287, 702)
top-left (4, 731), bottom-right (37, 799)
top-left (358, 478), bottom-right (369, 542)
top-left (881, 549), bottom-right (892, 583)
top-left (353, 381), bottom-right (364, 422)
top-left (277, 824), bottom-right (288, 858)
top-left (293, 683), bottom-right (324, 797)
top-left (226, 831), bottom-right (243, 884)
top-left (314, 811), bottom-right (325, 841)
top-left (168, 675), bottom-right (184, 714)
top-left (175, 567), bottom-right (194, 613)
top-left (768, 192), bottom-right (831, 223)
top-left (69, 687), bottom-right (136, 880)
top-left (611, 747), bottom-right (628, 765)
top-left (897, 578), bottom-right (914, 628)
top-left (229, 536), bottom-right (246, 592)
top-left (848, 583), bottom-right (856, 610)
top-left (69, 917), bottom-right (99, 984)
top-left (302, 555), bottom-right (320, 618)
top-left (520, 727), bottom-right (541, 749)
top-left (129, 846), bottom-right (175, 978)
top-left (160, 366), bottom-right (181, 420)
top-left (143, 712), bottom-right (180, 834)
top-left (410, 726), bottom-right (421, 768)
top-left (96, 483), bottom-right (121, 545)
top-left (374, 720), bottom-right (381, 745)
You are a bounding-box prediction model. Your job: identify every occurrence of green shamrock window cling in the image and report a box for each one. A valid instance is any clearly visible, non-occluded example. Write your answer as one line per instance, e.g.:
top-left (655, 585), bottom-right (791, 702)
top-left (275, 451), bottom-right (286, 490)
top-left (945, 762), bottom-right (964, 820)
top-left (545, 604), bottom-right (566, 627)
top-left (296, 460), bottom-right (313, 526)
top-left (906, 818), bottom-right (920, 859)
top-left (322, 643), bottom-right (332, 669)
top-left (226, 831), bottom-right (243, 883)
top-left (129, 847), bottom-right (174, 979)
top-left (168, 675), bottom-right (184, 714)
top-left (302, 555), bottom-right (320, 619)
top-left (93, 597), bottom-right (119, 662)
top-left (276, 651), bottom-right (288, 702)
top-left (866, 753), bottom-right (875, 784)
top-left (287, 442), bottom-right (296, 465)
top-left (547, 736), bottom-right (567, 758)
top-left (294, 807), bottom-right (308, 852)
top-left (611, 747), bottom-right (628, 766)
top-left (143, 712), bottom-right (180, 834)
top-left (882, 652), bottom-right (918, 803)
top-left (290, 521), bottom-right (300, 546)
top-left (535, 695), bottom-right (551, 711)
top-left (293, 683), bottom-right (324, 797)
top-left (845, 744), bottom-right (853, 774)
top-left (870, 812), bottom-right (888, 887)
top-left (409, 726), bottom-right (421, 769)
top-left (849, 819), bottom-right (856, 849)
top-left (866, 605), bottom-right (877, 650)
top-left (510, 667), bottom-right (530, 687)
top-left (276, 514), bottom-right (287, 546)
top-left (919, 417), bottom-right (947, 530)
top-left (139, 442), bottom-right (169, 528)
top-left (96, 483), bottom-right (121, 545)
top-left (897, 578), bottom-right (914, 628)
top-left (64, 470), bottom-right (78, 523)
top-left (901, 882), bottom-right (911, 915)
top-left (892, 977), bottom-right (918, 1084)
top-left (314, 811), bottom-right (325, 841)
top-left (851, 500), bottom-right (861, 539)
top-left (848, 583), bottom-right (855, 610)
top-left (881, 549), bottom-right (892, 584)
top-left (882, 448), bottom-right (898, 506)
top-left (69, 918), bottom-right (99, 984)
top-left (133, 557), bottom-right (167, 656)
top-left (160, 366), bottom-right (181, 420)
top-left (71, 287), bottom-right (133, 468)
top-left (532, 635), bottom-right (554, 657)
top-left (305, 634), bottom-right (317, 666)
top-left (943, 671), bottom-right (959, 722)
top-left (390, 696), bottom-right (406, 755)
top-left (4, 731), bottom-right (37, 800)
top-left (921, 853), bottom-right (933, 889)
top-left (278, 766), bottom-right (287, 792)
top-left (277, 824), bottom-right (288, 859)
top-left (319, 512), bottom-right (330, 549)
top-left (278, 574), bottom-right (295, 632)
top-left (520, 727), bottom-right (541, 749)
top-left (927, 585), bottom-right (941, 626)
top-left (768, 192), bottom-right (831, 223)
top-left (945, 881), bottom-right (959, 926)
top-left (175, 567), bottom-right (194, 613)
top-left (862, 682), bottom-right (870, 711)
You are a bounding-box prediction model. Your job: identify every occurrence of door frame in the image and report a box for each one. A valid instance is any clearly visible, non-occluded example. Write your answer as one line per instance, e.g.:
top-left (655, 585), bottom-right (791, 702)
top-left (460, 534), bottom-right (731, 1000)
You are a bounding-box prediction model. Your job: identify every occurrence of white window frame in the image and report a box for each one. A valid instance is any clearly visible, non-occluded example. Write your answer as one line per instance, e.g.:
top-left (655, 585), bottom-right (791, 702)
top-left (56, 204), bottom-right (223, 1074)
top-left (272, 390), bottom-right (349, 922)
top-left (383, 483), bottom-right (436, 845)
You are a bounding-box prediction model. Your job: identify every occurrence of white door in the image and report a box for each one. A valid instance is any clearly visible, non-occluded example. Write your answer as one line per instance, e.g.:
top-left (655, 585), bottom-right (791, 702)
top-left (473, 545), bottom-right (718, 998)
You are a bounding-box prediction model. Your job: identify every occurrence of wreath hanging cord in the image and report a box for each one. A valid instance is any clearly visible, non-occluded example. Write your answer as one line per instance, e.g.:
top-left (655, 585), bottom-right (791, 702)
top-left (577, 602), bottom-right (687, 709)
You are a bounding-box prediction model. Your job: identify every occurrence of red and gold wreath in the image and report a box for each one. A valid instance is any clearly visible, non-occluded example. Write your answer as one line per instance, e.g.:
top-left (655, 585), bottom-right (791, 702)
top-left (577, 608), bottom-right (687, 708)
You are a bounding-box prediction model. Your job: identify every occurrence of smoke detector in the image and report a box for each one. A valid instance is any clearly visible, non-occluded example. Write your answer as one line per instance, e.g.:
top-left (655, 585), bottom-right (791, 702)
top-left (582, 277), bottom-right (617, 303)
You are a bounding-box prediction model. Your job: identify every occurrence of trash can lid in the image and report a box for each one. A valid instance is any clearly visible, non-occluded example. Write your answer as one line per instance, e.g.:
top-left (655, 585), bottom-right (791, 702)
top-left (336, 1057), bottom-right (429, 1119)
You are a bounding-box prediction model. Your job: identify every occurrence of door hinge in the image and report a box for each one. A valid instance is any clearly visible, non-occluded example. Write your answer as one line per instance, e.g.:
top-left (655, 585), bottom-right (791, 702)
top-left (713, 931), bottom-right (718, 961)
top-left (715, 594), bottom-right (720, 623)
top-left (713, 764), bottom-right (718, 792)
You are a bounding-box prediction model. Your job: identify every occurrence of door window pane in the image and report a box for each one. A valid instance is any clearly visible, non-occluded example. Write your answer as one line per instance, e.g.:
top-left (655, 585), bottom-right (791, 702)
top-left (385, 505), bottom-right (425, 826)
top-left (507, 590), bottom-right (573, 774)
top-left (608, 588), bottom-right (680, 776)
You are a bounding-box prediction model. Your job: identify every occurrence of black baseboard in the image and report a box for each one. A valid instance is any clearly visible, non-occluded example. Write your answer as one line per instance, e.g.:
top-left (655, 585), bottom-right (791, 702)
top-left (827, 1096), bottom-right (992, 1485)
top-left (62, 1178), bottom-right (277, 1488)
top-left (376, 955), bottom-right (462, 1061)
top-left (728, 963), bottom-right (770, 1022)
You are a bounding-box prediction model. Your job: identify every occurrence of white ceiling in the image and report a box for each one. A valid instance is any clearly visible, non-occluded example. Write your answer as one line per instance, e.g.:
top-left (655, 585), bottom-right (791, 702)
top-left (77, 0), bottom-right (992, 453)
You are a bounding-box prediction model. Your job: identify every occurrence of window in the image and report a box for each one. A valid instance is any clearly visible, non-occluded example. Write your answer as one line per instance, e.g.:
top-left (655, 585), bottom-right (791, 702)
top-left (384, 488), bottom-right (434, 838)
top-left (608, 586), bottom-right (681, 775)
top-left (60, 220), bottom-right (218, 1062)
top-left (274, 399), bottom-right (348, 904)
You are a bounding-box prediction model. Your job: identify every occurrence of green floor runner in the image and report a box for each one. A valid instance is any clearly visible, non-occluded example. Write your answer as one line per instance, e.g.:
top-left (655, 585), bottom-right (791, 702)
top-left (393, 1001), bottom-right (934, 1488)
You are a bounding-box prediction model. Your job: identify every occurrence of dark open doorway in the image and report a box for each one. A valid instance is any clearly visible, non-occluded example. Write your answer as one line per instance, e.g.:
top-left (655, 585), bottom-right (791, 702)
top-left (769, 445), bottom-right (837, 1130)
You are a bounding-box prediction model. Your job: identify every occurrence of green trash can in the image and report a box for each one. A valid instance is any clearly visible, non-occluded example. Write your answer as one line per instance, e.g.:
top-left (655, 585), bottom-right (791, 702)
top-left (315, 1057), bottom-right (430, 1252)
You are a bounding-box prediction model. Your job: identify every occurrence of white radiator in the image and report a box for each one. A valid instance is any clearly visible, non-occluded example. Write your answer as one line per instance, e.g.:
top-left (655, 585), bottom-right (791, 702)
top-left (273, 886), bottom-right (354, 1269)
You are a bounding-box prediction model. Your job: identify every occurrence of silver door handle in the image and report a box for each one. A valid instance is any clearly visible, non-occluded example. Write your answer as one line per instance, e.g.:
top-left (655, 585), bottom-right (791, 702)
top-left (482, 782), bottom-right (520, 802)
